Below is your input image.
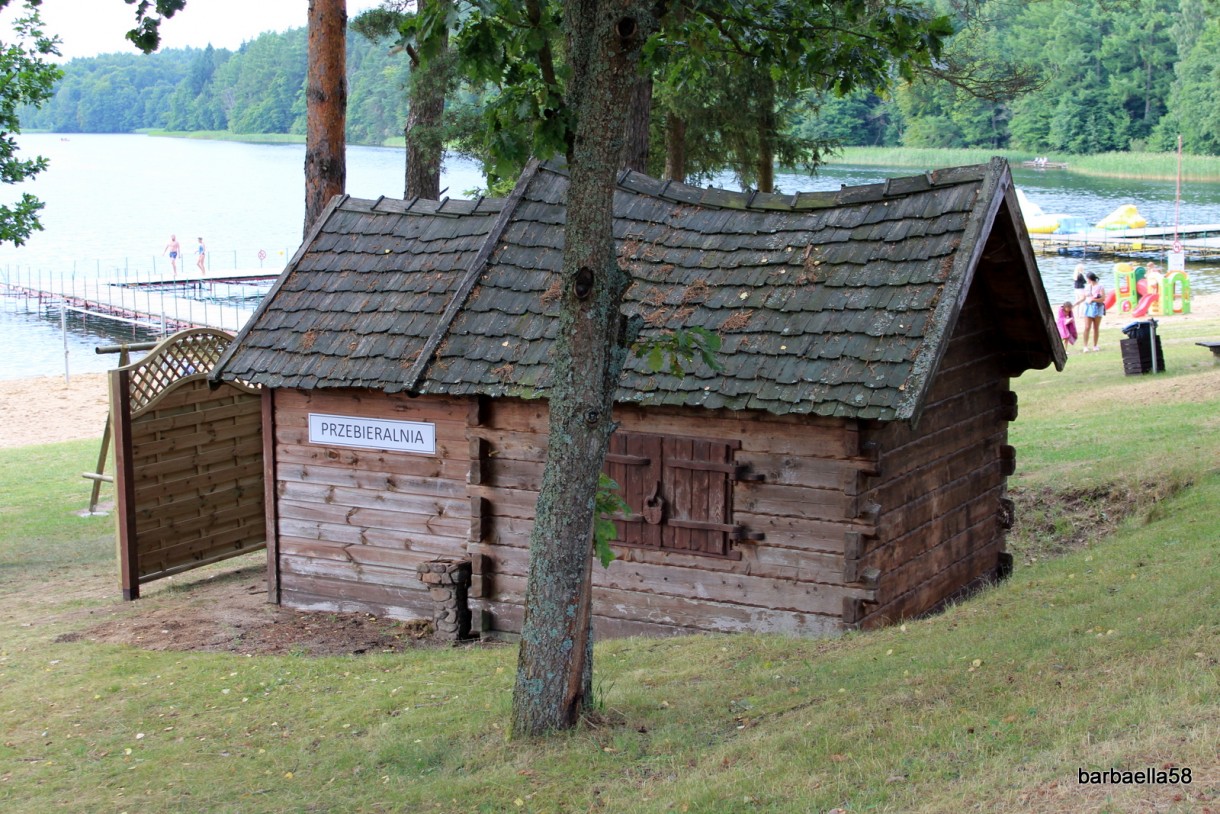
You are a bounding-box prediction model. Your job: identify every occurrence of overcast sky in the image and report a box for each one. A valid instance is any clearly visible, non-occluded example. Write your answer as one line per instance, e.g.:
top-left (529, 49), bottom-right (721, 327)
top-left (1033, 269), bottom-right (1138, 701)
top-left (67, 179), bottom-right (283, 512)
top-left (23, 0), bottom-right (385, 61)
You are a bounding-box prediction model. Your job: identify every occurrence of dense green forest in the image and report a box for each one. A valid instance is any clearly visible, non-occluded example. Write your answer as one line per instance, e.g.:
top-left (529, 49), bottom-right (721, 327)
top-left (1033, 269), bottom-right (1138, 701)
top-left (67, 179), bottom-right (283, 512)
top-left (21, 28), bottom-right (414, 145)
top-left (20, 0), bottom-right (1220, 156)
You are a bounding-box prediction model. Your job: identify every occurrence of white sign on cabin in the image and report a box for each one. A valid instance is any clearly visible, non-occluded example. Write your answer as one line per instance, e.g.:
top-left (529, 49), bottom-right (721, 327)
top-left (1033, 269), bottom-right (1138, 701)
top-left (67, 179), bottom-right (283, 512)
top-left (308, 413), bottom-right (436, 454)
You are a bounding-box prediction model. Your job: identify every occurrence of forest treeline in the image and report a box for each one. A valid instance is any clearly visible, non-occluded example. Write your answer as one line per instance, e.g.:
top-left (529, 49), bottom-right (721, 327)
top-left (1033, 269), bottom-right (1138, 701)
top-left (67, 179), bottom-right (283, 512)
top-left (20, 0), bottom-right (1220, 157)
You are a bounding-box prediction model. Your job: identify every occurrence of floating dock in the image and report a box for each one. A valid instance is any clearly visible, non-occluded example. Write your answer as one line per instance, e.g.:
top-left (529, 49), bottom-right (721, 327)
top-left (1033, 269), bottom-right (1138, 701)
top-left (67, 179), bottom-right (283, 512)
top-left (1028, 223), bottom-right (1220, 262)
top-left (0, 266), bottom-right (278, 335)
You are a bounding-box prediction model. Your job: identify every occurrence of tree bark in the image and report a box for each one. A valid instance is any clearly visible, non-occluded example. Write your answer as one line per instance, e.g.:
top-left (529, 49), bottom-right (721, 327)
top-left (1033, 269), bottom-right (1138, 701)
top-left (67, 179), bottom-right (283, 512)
top-left (304, 0), bottom-right (347, 236)
top-left (404, 0), bottom-right (450, 200)
top-left (664, 110), bottom-right (687, 182)
top-left (620, 74), bottom-right (652, 172)
top-left (510, 0), bottom-right (655, 738)
top-left (756, 75), bottom-right (776, 194)
top-left (405, 99), bottom-right (445, 200)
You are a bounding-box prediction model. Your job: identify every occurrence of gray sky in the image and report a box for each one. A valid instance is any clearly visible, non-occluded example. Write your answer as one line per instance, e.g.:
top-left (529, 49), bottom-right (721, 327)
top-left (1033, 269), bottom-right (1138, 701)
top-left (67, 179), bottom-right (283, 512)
top-left (23, 0), bottom-right (384, 60)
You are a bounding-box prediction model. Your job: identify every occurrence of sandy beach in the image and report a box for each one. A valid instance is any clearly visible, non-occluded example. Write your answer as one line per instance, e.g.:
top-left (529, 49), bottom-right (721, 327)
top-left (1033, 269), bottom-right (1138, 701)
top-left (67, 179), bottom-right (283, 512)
top-left (0, 372), bottom-right (111, 449)
top-left (2, 292), bottom-right (1218, 451)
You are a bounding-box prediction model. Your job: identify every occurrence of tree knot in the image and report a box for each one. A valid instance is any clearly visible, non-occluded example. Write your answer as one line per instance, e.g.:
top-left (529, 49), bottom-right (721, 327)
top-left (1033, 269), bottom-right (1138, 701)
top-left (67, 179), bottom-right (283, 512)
top-left (574, 266), bottom-right (595, 300)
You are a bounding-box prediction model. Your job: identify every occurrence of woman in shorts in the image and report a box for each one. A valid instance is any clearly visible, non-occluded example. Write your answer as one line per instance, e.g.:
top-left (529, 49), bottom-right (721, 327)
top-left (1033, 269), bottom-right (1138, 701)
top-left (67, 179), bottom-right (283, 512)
top-left (1079, 272), bottom-right (1106, 352)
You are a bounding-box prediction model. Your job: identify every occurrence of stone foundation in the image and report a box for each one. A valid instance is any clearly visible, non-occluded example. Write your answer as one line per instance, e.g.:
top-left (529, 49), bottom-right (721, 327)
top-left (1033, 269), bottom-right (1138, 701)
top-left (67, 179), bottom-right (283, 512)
top-left (416, 559), bottom-right (473, 642)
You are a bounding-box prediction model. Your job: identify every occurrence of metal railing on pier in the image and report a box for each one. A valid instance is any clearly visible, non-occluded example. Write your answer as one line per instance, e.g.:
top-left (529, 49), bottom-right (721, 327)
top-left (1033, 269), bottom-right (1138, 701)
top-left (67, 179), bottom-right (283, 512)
top-left (0, 262), bottom-right (280, 337)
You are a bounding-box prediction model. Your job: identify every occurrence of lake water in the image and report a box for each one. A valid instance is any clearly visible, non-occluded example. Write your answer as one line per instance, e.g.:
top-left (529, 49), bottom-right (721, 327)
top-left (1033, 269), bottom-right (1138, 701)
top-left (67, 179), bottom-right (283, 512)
top-left (2, 134), bottom-right (1218, 380)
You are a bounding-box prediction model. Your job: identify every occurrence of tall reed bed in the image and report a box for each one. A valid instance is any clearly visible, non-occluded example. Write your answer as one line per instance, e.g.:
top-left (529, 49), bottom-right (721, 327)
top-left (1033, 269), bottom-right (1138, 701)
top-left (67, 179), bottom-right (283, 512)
top-left (827, 145), bottom-right (1220, 182)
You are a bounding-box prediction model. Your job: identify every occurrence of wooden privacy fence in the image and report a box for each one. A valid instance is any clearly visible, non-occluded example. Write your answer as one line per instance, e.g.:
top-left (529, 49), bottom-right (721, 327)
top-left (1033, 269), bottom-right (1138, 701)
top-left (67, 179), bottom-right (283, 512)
top-left (110, 328), bottom-right (265, 599)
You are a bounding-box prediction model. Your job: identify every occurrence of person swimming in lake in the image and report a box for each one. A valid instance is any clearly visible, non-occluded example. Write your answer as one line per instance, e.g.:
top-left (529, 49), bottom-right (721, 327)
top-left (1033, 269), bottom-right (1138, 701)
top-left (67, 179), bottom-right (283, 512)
top-left (164, 234), bottom-right (180, 275)
top-left (195, 237), bottom-right (206, 274)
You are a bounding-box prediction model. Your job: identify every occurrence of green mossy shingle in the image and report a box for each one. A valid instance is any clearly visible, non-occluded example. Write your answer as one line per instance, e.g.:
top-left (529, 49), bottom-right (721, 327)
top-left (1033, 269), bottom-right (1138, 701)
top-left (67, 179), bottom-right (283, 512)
top-left (217, 159), bottom-right (1061, 419)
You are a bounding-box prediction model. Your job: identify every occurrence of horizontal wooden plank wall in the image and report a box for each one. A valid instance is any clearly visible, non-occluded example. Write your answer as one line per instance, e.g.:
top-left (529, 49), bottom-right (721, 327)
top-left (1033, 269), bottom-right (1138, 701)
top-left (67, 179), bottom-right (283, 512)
top-left (469, 398), bottom-right (878, 638)
top-left (857, 294), bottom-right (1011, 628)
top-left (273, 388), bottom-right (471, 620)
top-left (120, 376), bottom-right (265, 593)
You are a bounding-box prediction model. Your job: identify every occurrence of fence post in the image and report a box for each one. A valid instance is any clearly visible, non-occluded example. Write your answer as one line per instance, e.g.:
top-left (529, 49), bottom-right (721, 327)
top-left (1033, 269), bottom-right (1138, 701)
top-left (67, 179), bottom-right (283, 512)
top-left (111, 367), bottom-right (140, 600)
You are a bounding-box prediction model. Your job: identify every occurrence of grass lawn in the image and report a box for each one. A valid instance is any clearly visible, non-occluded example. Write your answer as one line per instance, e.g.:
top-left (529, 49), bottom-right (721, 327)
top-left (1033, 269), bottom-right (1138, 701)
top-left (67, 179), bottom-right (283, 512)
top-left (1, 317), bottom-right (1217, 813)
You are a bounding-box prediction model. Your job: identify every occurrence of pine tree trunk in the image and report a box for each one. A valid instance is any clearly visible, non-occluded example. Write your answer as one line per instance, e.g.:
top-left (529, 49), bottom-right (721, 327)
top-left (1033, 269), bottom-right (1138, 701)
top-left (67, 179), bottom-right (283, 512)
top-left (620, 74), bottom-right (652, 173)
top-left (664, 111), bottom-right (687, 182)
top-left (756, 76), bottom-right (776, 194)
top-left (510, 0), bottom-right (654, 738)
top-left (404, 0), bottom-right (450, 200)
top-left (304, 0), bottom-right (347, 236)
top-left (405, 67), bottom-right (447, 199)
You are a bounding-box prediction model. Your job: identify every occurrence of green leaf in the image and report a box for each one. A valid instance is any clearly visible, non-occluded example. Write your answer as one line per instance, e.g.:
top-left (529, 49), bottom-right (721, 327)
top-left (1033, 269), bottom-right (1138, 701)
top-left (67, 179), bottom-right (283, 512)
top-left (592, 474), bottom-right (628, 569)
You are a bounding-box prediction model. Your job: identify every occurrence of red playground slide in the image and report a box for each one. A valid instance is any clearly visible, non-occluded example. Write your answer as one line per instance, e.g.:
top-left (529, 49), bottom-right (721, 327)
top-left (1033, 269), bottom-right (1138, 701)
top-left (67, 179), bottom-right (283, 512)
top-left (1131, 293), bottom-right (1157, 317)
top-left (1104, 290), bottom-right (1117, 311)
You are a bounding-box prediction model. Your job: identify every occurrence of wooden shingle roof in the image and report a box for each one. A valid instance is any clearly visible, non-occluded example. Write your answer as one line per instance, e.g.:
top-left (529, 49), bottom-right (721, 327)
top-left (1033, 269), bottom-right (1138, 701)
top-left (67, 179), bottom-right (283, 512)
top-left (215, 194), bottom-right (508, 390)
top-left (215, 157), bottom-right (1063, 422)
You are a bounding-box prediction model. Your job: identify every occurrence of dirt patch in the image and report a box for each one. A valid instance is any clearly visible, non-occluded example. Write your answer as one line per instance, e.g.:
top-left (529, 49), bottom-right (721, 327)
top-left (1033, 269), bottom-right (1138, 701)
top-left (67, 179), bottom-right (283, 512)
top-left (1007, 478), bottom-right (1190, 565)
top-left (55, 564), bottom-right (474, 657)
top-left (1071, 360), bottom-right (1220, 412)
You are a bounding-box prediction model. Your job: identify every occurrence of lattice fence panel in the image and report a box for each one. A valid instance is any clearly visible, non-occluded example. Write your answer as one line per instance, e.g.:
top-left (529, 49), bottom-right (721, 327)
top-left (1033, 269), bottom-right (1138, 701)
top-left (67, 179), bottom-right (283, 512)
top-left (125, 328), bottom-right (258, 418)
top-left (111, 329), bottom-right (266, 599)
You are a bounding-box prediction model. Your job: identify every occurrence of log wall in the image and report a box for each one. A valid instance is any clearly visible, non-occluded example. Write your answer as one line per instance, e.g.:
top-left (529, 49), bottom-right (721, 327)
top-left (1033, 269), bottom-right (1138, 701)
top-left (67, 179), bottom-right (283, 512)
top-left (267, 287), bottom-right (1016, 637)
top-left (468, 399), bottom-right (878, 638)
top-left (856, 293), bottom-right (1012, 627)
top-left (272, 389), bottom-right (471, 620)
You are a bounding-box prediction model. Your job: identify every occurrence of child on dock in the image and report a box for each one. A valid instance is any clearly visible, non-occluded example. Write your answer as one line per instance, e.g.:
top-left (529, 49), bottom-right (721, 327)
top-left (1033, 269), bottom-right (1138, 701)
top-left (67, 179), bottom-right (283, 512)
top-left (196, 237), bottom-right (207, 275)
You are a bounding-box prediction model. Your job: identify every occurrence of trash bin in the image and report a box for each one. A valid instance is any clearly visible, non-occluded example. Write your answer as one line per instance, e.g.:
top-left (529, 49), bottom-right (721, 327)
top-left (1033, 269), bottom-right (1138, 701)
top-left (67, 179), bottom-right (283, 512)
top-left (1120, 319), bottom-right (1164, 375)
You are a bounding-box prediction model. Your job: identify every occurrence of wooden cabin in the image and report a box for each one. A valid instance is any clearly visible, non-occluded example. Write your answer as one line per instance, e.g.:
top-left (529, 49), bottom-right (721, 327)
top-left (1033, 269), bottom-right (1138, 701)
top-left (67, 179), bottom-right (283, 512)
top-left (212, 157), bottom-right (1064, 638)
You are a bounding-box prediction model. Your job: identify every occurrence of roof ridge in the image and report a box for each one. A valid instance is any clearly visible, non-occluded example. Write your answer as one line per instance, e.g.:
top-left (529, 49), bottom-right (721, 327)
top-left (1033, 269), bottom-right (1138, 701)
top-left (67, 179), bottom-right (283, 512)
top-left (608, 162), bottom-right (994, 213)
top-left (551, 159), bottom-right (997, 213)
top-left (401, 157), bottom-right (542, 392)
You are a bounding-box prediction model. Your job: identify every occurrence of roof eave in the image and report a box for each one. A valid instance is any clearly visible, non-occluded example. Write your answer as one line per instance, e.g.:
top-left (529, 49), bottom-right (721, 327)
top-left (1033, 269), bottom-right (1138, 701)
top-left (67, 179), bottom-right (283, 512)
top-left (895, 158), bottom-right (1009, 428)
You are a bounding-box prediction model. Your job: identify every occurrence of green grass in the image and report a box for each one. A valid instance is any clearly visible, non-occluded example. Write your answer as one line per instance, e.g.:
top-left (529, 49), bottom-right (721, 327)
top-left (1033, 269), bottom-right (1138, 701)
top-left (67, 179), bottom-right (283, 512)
top-left (1, 319), bottom-right (1218, 812)
top-left (1069, 152), bottom-right (1220, 182)
top-left (0, 439), bottom-right (114, 572)
top-left (1009, 315), bottom-right (1220, 490)
top-left (828, 146), bottom-right (1037, 170)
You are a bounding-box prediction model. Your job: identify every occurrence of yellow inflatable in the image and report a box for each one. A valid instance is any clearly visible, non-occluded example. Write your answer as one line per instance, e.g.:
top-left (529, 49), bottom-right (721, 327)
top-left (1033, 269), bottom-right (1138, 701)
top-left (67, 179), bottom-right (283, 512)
top-left (1016, 189), bottom-right (1062, 233)
top-left (1025, 214), bottom-right (1061, 234)
top-left (1095, 204), bottom-right (1147, 230)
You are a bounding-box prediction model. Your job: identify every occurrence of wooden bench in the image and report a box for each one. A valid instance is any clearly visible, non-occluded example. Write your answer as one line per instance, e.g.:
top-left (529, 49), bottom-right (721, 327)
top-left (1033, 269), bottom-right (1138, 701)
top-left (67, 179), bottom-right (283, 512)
top-left (1197, 341), bottom-right (1220, 360)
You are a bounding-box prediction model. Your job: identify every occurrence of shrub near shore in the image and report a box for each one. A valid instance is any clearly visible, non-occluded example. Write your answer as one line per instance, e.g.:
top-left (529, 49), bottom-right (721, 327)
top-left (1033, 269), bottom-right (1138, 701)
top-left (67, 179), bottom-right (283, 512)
top-left (0, 318), bottom-right (1216, 811)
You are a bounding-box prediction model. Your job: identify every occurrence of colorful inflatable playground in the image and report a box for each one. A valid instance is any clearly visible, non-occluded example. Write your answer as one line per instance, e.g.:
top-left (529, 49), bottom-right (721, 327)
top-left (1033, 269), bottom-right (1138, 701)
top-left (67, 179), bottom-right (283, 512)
top-left (1106, 262), bottom-right (1192, 317)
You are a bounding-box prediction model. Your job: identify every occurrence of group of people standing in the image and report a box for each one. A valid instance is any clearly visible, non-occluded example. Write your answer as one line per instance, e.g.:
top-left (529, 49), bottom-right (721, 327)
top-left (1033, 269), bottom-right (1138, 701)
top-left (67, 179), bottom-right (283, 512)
top-left (163, 234), bottom-right (206, 276)
top-left (1057, 263), bottom-right (1107, 354)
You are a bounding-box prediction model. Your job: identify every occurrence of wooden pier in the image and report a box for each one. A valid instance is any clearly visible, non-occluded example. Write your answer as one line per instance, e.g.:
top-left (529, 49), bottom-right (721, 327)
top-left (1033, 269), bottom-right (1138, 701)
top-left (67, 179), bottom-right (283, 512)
top-left (0, 267), bottom-right (278, 334)
top-left (1028, 223), bottom-right (1220, 262)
